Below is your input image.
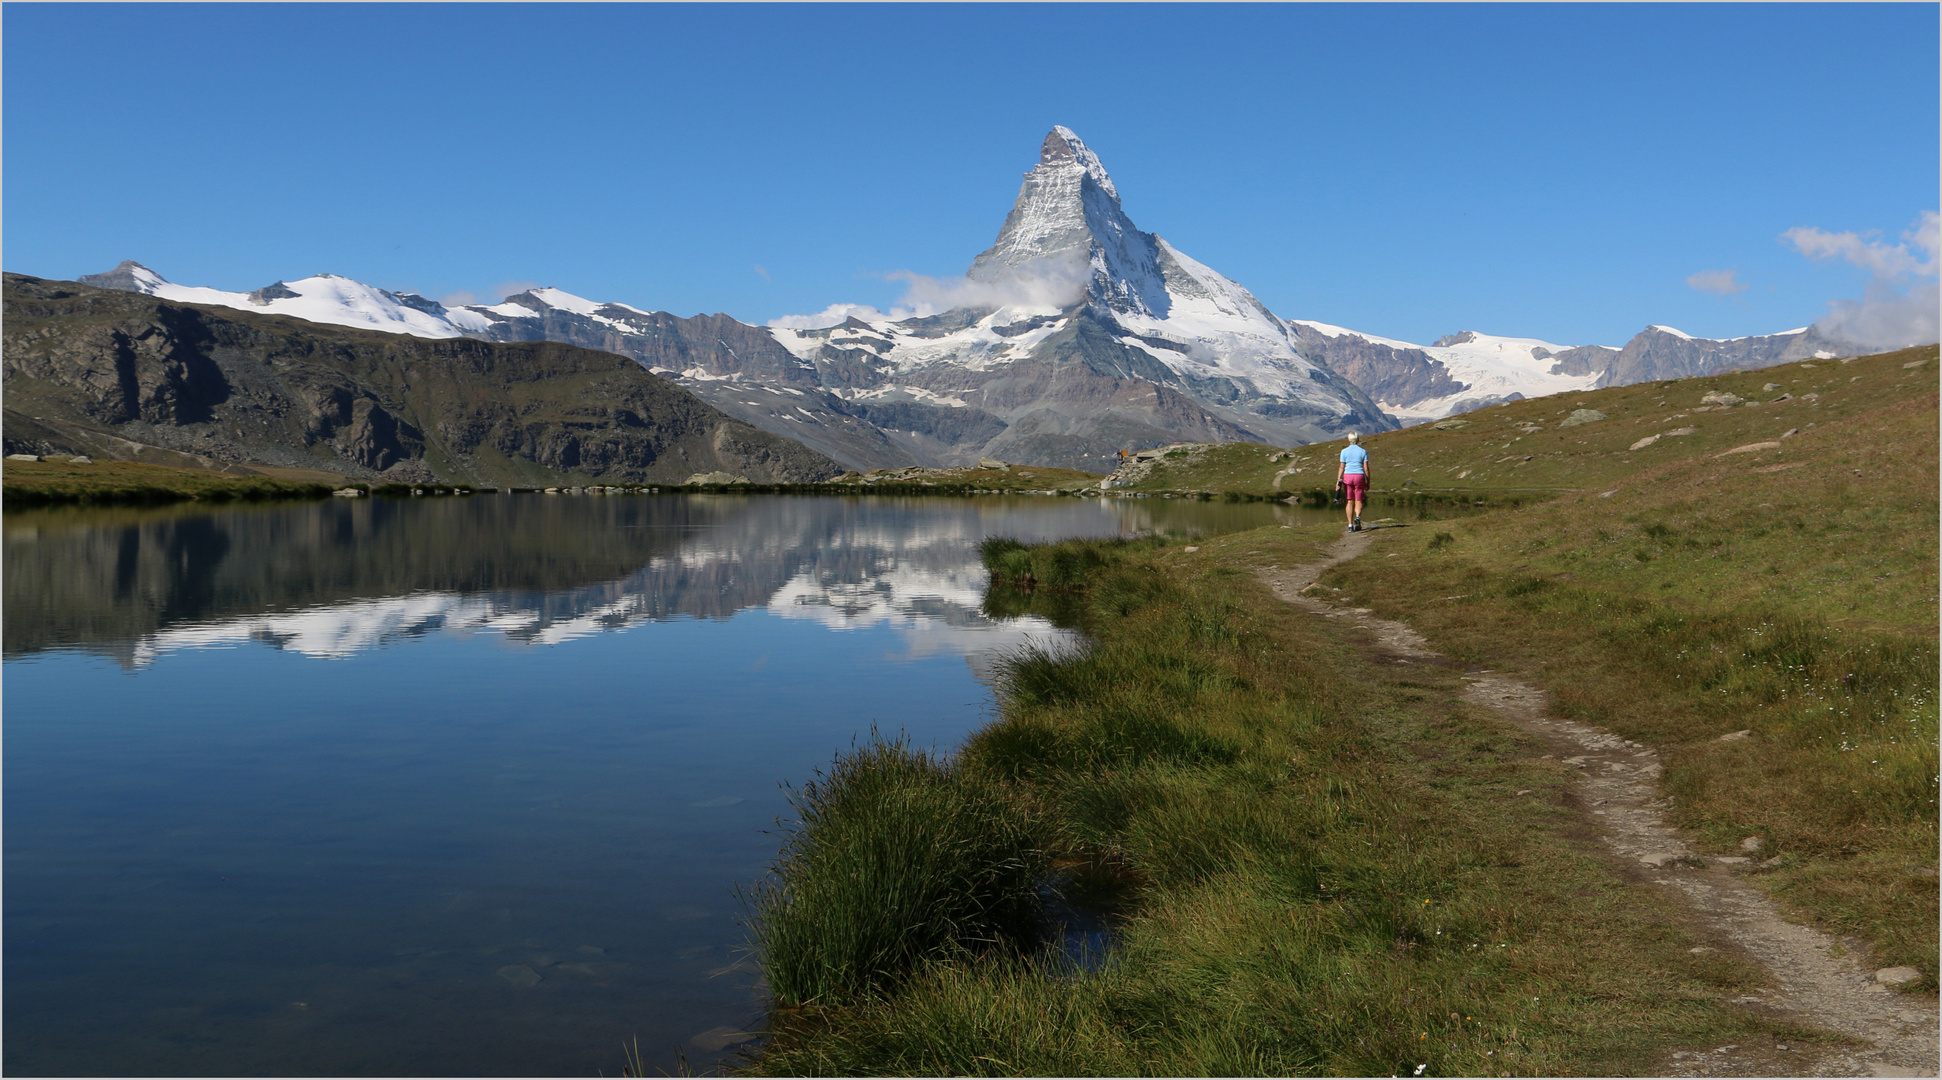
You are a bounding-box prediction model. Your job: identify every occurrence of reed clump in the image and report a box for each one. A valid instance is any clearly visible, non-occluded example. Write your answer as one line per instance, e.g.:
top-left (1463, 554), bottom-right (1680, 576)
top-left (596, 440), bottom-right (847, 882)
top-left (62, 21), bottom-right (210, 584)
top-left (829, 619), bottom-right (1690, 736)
top-left (748, 735), bottom-right (1045, 1007)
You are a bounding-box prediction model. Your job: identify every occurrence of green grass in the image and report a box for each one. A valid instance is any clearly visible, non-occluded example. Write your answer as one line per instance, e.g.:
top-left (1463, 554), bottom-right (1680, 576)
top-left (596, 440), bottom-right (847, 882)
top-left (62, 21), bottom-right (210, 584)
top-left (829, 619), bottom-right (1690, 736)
top-left (1, 456), bottom-right (336, 506)
top-left (745, 538), bottom-right (1790, 1076)
top-left (834, 464), bottom-right (1104, 493)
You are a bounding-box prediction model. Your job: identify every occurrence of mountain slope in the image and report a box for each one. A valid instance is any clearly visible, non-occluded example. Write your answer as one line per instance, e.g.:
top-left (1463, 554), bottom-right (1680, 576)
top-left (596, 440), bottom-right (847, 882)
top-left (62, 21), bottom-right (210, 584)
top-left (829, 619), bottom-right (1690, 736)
top-left (68, 128), bottom-right (1891, 457)
top-left (3, 274), bottom-right (841, 486)
top-left (1288, 320), bottom-right (1870, 424)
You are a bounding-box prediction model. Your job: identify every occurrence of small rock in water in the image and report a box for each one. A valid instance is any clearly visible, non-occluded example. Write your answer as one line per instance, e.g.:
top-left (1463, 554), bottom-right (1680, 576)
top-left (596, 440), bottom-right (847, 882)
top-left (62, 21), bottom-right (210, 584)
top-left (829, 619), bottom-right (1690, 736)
top-left (1875, 966), bottom-right (1922, 987)
top-left (689, 1026), bottom-right (757, 1053)
top-left (496, 964), bottom-right (541, 987)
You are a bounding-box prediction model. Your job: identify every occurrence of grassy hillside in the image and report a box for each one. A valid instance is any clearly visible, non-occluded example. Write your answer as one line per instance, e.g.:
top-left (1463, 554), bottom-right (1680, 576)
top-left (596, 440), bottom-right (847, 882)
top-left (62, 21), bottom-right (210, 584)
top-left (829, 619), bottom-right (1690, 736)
top-left (1119, 345), bottom-right (1936, 503)
top-left (1317, 344), bottom-right (1938, 984)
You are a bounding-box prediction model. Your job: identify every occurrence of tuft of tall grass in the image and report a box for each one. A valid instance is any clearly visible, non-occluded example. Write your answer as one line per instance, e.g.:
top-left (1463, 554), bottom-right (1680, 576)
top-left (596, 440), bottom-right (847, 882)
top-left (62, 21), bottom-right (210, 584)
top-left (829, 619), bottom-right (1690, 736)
top-left (747, 734), bottom-right (1046, 1006)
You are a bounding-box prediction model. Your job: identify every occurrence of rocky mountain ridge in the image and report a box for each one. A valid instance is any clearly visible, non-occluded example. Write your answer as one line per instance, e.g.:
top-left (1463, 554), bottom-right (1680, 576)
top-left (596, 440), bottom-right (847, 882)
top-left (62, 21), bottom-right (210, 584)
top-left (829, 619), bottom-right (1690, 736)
top-left (2, 273), bottom-right (841, 487)
top-left (66, 128), bottom-right (1886, 465)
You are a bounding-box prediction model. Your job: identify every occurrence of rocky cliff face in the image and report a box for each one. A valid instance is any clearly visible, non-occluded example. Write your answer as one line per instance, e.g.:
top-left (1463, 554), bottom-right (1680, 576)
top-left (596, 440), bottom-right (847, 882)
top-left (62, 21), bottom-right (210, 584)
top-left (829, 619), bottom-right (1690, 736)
top-left (1596, 325), bottom-right (1857, 386)
top-left (2, 274), bottom-right (841, 486)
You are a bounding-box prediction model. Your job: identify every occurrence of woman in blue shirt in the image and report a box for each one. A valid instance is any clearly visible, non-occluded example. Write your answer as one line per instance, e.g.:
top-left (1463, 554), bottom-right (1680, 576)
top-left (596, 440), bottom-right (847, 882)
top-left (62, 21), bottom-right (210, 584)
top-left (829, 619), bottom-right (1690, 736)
top-left (1337, 433), bottom-right (1370, 532)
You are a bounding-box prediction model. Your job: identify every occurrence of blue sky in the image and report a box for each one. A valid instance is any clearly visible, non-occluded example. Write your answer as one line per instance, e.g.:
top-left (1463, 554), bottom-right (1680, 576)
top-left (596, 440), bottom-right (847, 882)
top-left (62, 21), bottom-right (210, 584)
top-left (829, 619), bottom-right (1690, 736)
top-left (6, 3), bottom-right (1936, 347)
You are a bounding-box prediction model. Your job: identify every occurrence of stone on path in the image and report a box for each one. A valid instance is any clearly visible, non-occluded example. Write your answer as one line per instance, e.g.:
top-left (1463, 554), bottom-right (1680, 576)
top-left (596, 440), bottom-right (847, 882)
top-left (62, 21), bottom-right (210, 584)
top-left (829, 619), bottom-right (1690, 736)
top-left (1875, 967), bottom-right (1922, 987)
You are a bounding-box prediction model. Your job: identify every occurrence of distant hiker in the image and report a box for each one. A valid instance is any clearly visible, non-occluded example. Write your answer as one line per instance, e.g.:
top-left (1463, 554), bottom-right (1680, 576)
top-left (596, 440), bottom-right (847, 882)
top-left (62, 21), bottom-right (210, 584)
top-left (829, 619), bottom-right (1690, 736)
top-left (1337, 433), bottom-right (1369, 531)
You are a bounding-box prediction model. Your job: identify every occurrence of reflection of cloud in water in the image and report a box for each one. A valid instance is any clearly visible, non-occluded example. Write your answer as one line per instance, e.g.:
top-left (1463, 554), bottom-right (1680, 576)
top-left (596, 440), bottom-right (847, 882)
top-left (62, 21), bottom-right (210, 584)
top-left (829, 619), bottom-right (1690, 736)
top-left (766, 563), bottom-right (1075, 679)
top-left (129, 544), bottom-right (1072, 668)
top-left (103, 496), bottom-right (1302, 666)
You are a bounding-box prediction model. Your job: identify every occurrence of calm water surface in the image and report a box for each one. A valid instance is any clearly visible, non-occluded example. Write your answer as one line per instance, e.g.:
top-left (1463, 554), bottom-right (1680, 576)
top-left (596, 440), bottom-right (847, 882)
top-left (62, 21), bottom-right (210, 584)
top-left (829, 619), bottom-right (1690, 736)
top-left (4, 493), bottom-right (1331, 1076)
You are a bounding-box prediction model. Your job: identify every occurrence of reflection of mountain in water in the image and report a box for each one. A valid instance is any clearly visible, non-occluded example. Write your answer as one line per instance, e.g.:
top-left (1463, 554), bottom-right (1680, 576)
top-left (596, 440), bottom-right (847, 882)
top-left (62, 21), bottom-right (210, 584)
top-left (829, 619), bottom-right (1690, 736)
top-left (5, 496), bottom-right (1301, 666)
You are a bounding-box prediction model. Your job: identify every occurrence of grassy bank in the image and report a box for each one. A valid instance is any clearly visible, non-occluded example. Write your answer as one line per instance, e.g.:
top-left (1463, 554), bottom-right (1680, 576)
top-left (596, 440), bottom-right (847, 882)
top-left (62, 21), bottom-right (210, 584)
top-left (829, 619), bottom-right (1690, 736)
top-left (1, 455), bottom-right (337, 507)
top-left (746, 537), bottom-right (1797, 1076)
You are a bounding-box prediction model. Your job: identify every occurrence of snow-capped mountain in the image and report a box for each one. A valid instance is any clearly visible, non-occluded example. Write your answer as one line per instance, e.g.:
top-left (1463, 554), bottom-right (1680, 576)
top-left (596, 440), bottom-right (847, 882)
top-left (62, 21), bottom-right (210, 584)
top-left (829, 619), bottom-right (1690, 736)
top-left (747, 126), bottom-right (1395, 467)
top-left (1291, 320), bottom-right (1862, 424)
top-left (78, 261), bottom-right (476, 339)
top-left (73, 127), bottom-right (1881, 464)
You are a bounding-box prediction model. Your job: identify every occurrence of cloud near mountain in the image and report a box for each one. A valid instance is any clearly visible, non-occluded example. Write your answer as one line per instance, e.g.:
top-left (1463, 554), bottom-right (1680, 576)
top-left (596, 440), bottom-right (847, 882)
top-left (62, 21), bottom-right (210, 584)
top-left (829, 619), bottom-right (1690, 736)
top-left (1785, 210), bottom-right (1939, 350)
top-left (1685, 269), bottom-right (1746, 296)
top-left (769, 251), bottom-right (1089, 331)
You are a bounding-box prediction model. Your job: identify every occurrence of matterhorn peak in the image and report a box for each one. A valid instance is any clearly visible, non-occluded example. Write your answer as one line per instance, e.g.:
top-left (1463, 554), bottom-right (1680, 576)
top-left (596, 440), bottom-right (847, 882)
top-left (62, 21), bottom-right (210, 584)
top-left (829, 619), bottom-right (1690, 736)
top-left (1040, 125), bottom-right (1118, 202)
top-left (966, 125), bottom-right (1171, 318)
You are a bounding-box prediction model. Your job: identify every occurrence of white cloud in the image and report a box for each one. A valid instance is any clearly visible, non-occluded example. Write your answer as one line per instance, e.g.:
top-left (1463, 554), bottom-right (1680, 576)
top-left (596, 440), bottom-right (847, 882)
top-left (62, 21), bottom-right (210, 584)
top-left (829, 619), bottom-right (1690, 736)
top-left (768, 252), bottom-right (1089, 330)
top-left (769, 302), bottom-right (902, 330)
top-left (1784, 211), bottom-right (1939, 349)
top-left (1685, 268), bottom-right (1747, 296)
top-left (493, 280), bottom-right (543, 302)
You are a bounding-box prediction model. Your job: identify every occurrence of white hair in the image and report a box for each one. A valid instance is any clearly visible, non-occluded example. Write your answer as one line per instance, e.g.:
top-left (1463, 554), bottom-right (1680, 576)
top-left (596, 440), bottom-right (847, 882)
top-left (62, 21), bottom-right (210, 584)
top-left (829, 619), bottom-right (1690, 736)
top-left (1347, 432), bottom-right (1360, 443)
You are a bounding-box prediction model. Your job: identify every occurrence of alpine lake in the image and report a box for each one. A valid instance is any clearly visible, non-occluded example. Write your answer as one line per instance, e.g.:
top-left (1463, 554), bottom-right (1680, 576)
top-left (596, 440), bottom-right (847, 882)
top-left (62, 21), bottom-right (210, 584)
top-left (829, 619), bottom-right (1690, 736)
top-left (3, 490), bottom-right (1342, 1076)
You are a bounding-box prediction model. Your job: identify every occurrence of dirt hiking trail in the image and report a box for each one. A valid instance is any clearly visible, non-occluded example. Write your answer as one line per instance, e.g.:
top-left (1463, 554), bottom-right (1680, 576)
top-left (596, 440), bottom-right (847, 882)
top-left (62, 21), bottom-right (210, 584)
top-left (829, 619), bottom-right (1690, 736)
top-left (1255, 525), bottom-right (1938, 1078)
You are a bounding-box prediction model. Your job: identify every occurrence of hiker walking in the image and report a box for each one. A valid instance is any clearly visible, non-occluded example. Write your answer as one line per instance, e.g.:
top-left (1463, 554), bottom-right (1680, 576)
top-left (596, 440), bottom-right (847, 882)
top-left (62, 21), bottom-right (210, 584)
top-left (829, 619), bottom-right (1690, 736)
top-left (1337, 433), bottom-right (1370, 532)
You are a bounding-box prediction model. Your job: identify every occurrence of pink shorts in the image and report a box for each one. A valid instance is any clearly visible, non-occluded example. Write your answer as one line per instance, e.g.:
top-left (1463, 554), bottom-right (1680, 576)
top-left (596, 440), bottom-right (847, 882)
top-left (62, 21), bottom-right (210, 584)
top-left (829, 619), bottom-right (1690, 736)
top-left (1341, 474), bottom-right (1368, 499)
